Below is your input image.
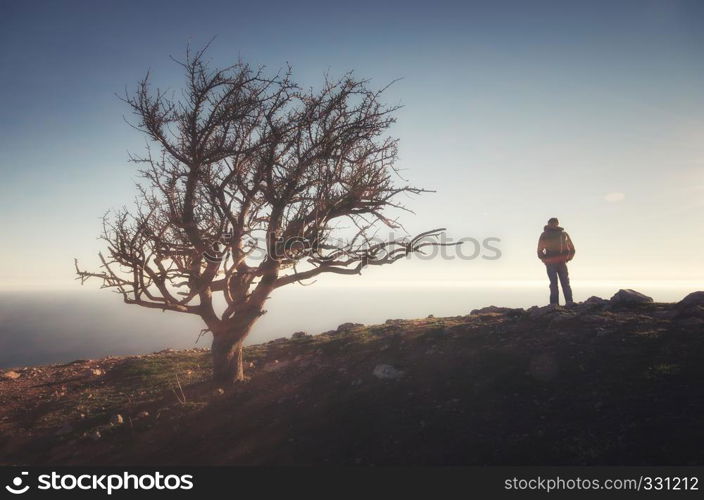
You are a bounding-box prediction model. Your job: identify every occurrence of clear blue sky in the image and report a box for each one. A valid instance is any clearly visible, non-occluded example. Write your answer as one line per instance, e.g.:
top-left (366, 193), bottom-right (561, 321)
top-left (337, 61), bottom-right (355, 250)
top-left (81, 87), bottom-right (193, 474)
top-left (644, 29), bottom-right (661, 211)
top-left (1, 0), bottom-right (703, 290)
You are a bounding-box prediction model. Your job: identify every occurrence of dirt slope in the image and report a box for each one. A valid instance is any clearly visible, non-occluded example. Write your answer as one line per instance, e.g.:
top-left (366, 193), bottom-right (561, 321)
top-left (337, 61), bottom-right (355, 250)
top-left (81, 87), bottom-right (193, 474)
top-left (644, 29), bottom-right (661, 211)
top-left (1, 292), bottom-right (703, 465)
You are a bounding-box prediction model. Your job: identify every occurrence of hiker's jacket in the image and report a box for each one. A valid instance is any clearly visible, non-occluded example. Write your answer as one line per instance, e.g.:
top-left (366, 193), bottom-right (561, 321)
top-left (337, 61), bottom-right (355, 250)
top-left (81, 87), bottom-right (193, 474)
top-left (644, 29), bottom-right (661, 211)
top-left (537, 225), bottom-right (575, 264)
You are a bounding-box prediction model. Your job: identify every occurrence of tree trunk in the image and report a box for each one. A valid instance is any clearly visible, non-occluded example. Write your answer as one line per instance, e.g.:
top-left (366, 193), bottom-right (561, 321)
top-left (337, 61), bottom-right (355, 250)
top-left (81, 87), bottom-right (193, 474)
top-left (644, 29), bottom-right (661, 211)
top-left (211, 331), bottom-right (247, 384)
top-left (210, 284), bottom-right (273, 384)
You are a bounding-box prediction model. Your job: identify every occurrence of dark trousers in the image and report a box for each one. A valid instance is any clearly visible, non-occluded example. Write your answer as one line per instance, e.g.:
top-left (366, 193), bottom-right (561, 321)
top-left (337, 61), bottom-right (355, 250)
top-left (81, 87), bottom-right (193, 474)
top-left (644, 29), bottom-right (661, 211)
top-left (545, 261), bottom-right (573, 305)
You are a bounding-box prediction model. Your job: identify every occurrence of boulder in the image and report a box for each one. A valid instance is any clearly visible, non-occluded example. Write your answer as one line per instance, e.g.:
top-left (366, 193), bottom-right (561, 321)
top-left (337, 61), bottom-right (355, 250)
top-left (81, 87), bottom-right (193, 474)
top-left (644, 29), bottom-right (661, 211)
top-left (291, 331), bottom-right (309, 339)
top-left (372, 364), bottom-right (404, 380)
top-left (609, 289), bottom-right (653, 305)
top-left (110, 414), bottom-right (124, 425)
top-left (677, 291), bottom-right (704, 310)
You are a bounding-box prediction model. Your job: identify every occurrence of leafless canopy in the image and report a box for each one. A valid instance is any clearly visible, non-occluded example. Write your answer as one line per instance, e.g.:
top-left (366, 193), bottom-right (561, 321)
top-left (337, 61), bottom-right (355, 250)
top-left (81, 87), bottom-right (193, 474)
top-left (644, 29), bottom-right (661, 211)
top-left (76, 46), bottom-right (449, 338)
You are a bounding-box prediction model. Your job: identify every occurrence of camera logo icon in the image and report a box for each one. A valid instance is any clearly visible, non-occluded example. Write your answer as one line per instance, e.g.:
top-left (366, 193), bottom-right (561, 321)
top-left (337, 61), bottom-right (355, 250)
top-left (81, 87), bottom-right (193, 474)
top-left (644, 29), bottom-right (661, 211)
top-left (5, 471), bottom-right (30, 494)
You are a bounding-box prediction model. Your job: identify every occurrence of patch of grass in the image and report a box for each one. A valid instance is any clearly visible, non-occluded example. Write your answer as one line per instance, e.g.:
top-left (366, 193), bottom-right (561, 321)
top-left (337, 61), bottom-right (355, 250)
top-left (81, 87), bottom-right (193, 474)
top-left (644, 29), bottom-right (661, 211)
top-left (114, 352), bottom-right (210, 389)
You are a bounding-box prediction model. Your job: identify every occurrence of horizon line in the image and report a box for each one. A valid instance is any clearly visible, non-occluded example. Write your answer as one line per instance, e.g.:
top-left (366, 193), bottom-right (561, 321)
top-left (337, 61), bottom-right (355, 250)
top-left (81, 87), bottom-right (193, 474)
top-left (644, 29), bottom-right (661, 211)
top-left (0, 279), bottom-right (702, 293)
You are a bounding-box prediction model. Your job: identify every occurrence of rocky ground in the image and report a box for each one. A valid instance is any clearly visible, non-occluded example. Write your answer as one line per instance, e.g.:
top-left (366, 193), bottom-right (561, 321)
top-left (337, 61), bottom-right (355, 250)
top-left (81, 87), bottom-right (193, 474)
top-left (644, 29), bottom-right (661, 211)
top-left (1, 289), bottom-right (703, 465)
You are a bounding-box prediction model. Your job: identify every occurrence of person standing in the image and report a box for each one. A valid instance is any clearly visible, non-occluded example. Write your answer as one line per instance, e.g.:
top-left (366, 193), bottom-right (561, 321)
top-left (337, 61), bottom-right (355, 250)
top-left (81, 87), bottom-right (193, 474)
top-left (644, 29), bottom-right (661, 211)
top-left (537, 217), bottom-right (575, 305)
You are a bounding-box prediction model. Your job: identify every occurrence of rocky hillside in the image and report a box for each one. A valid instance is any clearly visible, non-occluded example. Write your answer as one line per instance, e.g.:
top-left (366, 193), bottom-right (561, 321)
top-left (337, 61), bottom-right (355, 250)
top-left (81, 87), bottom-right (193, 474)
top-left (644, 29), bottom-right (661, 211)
top-left (1, 289), bottom-right (703, 465)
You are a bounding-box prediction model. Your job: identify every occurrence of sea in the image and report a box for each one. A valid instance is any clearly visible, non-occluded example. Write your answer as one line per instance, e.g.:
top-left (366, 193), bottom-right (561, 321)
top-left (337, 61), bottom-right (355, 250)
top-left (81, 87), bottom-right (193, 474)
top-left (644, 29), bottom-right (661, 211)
top-left (0, 282), bottom-right (699, 368)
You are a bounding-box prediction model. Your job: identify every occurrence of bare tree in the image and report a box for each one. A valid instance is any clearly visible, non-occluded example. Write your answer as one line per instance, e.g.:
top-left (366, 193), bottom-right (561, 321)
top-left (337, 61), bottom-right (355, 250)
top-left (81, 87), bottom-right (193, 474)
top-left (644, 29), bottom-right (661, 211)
top-left (76, 46), bottom-right (452, 384)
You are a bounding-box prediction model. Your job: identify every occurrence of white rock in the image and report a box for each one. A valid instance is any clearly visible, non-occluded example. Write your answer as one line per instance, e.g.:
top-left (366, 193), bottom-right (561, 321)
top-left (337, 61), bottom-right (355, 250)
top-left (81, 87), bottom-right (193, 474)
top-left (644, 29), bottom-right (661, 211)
top-left (1, 370), bottom-right (21, 380)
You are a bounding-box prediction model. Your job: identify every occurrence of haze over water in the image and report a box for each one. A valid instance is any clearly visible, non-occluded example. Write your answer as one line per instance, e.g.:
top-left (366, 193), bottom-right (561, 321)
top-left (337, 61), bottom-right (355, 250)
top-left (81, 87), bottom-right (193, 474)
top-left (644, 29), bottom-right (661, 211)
top-left (0, 282), bottom-right (698, 369)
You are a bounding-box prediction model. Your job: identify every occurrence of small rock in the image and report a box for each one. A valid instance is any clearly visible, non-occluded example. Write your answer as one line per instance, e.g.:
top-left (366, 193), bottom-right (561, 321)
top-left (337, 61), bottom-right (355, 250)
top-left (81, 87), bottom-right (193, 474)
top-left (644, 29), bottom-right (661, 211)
top-left (426, 314), bottom-right (435, 319)
top-left (610, 289), bottom-right (653, 304)
top-left (291, 331), bottom-right (309, 339)
top-left (372, 364), bottom-right (404, 380)
top-left (1, 370), bottom-right (21, 380)
top-left (110, 414), bottom-right (124, 425)
top-left (89, 368), bottom-right (104, 376)
top-left (584, 296), bottom-right (607, 305)
top-left (136, 411), bottom-right (150, 419)
top-left (336, 322), bottom-right (363, 333)
top-left (215, 388), bottom-right (225, 396)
